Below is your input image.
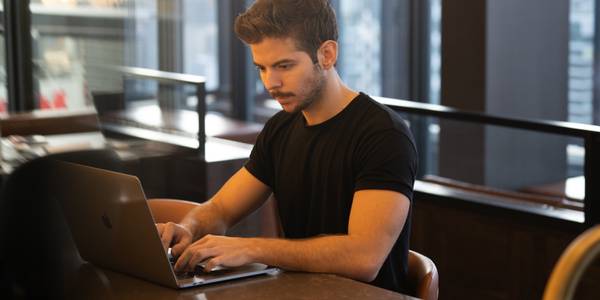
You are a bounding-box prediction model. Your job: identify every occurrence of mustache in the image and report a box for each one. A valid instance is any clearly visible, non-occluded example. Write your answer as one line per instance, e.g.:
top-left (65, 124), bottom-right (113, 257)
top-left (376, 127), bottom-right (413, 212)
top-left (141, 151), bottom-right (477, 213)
top-left (269, 91), bottom-right (295, 98)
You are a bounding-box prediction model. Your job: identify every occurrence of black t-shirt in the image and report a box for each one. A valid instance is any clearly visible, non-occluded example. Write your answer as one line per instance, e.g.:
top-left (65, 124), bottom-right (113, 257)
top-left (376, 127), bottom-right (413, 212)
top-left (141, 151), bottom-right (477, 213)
top-left (244, 92), bottom-right (418, 293)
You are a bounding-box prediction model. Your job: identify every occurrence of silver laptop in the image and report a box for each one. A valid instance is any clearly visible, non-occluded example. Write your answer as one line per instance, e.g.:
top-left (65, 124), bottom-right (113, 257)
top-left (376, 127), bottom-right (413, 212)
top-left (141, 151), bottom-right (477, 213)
top-left (53, 161), bottom-right (278, 289)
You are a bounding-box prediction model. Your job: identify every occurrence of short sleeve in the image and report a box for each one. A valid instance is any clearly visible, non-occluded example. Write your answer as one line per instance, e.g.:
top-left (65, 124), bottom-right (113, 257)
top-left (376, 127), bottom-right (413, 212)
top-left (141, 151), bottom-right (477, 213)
top-left (354, 129), bottom-right (418, 200)
top-left (244, 120), bottom-right (274, 188)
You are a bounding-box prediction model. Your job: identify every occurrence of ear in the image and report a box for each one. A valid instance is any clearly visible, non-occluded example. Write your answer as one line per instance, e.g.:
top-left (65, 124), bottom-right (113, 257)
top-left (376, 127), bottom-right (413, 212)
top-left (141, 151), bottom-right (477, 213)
top-left (317, 40), bottom-right (338, 70)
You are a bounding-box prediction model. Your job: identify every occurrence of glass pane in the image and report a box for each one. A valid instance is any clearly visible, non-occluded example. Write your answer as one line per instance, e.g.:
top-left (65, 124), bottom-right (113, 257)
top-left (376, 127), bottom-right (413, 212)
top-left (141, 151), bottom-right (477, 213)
top-left (567, 0), bottom-right (594, 197)
top-left (29, 0), bottom-right (220, 111)
top-left (404, 113), bottom-right (585, 213)
top-left (124, 0), bottom-right (157, 102)
top-left (183, 0), bottom-right (218, 91)
top-left (338, 0), bottom-right (382, 96)
top-left (568, 0), bottom-right (595, 125)
top-left (425, 0), bottom-right (589, 192)
top-left (429, 0), bottom-right (442, 105)
top-left (30, 0), bottom-right (127, 110)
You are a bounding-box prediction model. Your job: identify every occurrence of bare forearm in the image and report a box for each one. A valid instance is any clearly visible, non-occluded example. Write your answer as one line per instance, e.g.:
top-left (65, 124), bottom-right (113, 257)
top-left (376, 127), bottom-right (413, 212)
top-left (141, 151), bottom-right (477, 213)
top-left (179, 168), bottom-right (271, 241)
top-left (180, 200), bottom-right (228, 240)
top-left (251, 235), bottom-right (382, 282)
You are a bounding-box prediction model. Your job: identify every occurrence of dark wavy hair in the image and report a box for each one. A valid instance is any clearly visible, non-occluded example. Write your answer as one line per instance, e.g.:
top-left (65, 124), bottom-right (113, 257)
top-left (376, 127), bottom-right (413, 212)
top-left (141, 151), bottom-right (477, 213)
top-left (234, 0), bottom-right (338, 63)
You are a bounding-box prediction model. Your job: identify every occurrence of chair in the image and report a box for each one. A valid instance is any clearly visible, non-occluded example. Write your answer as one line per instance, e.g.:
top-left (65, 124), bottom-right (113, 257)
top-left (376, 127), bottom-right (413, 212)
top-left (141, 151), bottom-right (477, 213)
top-left (0, 149), bottom-right (123, 299)
top-left (407, 250), bottom-right (439, 300)
top-left (147, 198), bottom-right (201, 223)
top-left (543, 224), bottom-right (600, 300)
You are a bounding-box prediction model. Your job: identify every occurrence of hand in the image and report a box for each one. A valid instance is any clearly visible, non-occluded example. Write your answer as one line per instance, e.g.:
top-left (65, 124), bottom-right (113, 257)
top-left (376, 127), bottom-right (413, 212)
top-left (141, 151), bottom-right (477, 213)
top-left (174, 234), bottom-right (258, 272)
top-left (156, 222), bottom-right (193, 257)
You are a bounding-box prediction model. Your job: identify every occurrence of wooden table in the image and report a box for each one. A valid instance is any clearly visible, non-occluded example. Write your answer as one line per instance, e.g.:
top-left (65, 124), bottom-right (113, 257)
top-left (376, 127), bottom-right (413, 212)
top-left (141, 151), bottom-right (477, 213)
top-left (102, 107), bottom-right (264, 144)
top-left (65, 263), bottom-right (416, 300)
top-left (0, 131), bottom-right (252, 172)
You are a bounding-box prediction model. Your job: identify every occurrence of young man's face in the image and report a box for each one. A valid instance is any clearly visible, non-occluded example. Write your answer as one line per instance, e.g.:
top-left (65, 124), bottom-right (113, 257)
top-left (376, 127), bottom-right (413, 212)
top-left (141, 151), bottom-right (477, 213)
top-left (250, 37), bottom-right (326, 114)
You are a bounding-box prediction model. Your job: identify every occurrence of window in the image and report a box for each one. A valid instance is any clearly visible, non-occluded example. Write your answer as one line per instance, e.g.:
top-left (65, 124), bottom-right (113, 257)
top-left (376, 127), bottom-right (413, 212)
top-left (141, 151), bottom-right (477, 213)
top-left (568, 0), bottom-right (595, 125)
top-left (27, 0), bottom-right (221, 112)
top-left (429, 0), bottom-right (441, 105)
top-left (424, 0), bottom-right (442, 176)
top-left (567, 0), bottom-right (595, 177)
top-left (125, 0), bottom-right (220, 109)
top-left (30, 0), bottom-right (128, 110)
top-left (338, 0), bottom-right (382, 96)
top-left (421, 0), bottom-right (593, 209)
top-left (183, 0), bottom-right (218, 91)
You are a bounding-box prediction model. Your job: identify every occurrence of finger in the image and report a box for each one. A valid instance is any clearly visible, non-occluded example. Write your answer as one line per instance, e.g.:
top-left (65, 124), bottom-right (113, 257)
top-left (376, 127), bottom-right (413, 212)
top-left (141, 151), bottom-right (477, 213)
top-left (203, 257), bottom-right (221, 272)
top-left (186, 249), bottom-right (210, 271)
top-left (185, 247), bottom-right (219, 271)
top-left (171, 234), bottom-right (191, 257)
top-left (156, 223), bottom-right (164, 235)
top-left (160, 223), bottom-right (175, 251)
top-left (174, 249), bottom-right (191, 272)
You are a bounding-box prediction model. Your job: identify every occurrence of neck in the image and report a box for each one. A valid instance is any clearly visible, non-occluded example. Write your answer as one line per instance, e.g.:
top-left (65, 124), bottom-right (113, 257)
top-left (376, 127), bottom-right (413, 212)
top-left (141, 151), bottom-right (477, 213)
top-left (302, 69), bottom-right (358, 126)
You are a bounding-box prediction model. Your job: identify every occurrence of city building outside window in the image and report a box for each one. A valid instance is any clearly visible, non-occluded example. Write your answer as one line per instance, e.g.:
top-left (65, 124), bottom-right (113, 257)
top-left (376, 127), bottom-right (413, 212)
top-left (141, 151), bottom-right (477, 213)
top-left (338, 0), bottom-right (382, 97)
top-left (28, 0), bottom-right (220, 112)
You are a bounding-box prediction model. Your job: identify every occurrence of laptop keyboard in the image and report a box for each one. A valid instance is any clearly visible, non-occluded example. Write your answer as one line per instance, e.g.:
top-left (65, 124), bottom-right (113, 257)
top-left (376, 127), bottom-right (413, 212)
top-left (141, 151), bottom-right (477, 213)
top-left (169, 249), bottom-right (208, 278)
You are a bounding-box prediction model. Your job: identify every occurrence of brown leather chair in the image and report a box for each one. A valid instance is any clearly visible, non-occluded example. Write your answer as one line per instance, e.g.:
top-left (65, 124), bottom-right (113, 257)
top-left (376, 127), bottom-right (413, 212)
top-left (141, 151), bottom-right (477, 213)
top-left (407, 250), bottom-right (439, 300)
top-left (543, 224), bottom-right (600, 300)
top-left (147, 198), bottom-right (201, 223)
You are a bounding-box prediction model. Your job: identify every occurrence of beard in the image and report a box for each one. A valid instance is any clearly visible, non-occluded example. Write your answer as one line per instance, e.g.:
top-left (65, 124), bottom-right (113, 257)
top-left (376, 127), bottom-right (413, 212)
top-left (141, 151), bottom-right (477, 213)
top-left (270, 64), bottom-right (326, 114)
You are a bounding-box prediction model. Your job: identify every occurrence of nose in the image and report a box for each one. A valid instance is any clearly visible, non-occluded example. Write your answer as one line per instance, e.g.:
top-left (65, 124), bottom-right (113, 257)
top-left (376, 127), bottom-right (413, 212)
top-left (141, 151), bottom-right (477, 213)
top-left (262, 70), bottom-right (282, 91)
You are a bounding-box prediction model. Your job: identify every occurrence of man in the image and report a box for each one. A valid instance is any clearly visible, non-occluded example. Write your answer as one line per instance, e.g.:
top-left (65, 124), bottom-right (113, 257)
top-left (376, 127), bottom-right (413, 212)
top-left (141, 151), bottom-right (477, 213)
top-left (157, 0), bottom-right (417, 293)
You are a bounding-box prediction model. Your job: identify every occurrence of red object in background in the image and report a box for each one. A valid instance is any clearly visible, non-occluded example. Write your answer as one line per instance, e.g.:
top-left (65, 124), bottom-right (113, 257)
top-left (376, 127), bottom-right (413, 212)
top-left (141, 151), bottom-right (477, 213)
top-left (40, 95), bottom-right (52, 109)
top-left (37, 90), bottom-right (68, 110)
top-left (0, 98), bottom-right (6, 112)
top-left (53, 90), bottom-right (67, 108)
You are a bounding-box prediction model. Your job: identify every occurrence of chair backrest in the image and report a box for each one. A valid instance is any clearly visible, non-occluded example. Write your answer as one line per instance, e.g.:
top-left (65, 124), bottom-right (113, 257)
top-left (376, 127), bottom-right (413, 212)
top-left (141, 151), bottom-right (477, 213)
top-left (407, 250), bottom-right (439, 300)
top-left (147, 198), bottom-right (201, 223)
top-left (543, 224), bottom-right (600, 300)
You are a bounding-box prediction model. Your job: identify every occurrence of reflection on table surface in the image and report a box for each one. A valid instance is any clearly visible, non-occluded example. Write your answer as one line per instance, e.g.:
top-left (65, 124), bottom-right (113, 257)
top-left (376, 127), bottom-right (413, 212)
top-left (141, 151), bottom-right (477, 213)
top-left (0, 132), bottom-right (106, 174)
top-left (66, 263), bottom-right (415, 300)
top-left (0, 131), bottom-right (253, 175)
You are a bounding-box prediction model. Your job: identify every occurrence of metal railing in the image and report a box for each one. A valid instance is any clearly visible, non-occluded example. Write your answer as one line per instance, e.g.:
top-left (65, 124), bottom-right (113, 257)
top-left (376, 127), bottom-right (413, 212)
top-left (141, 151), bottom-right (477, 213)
top-left (116, 66), bottom-right (207, 158)
top-left (375, 96), bottom-right (600, 225)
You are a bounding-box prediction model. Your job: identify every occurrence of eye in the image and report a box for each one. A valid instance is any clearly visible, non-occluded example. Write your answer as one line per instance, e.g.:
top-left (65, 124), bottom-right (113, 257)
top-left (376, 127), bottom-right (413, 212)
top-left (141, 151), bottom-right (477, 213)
top-left (278, 63), bottom-right (293, 70)
top-left (255, 65), bottom-right (266, 73)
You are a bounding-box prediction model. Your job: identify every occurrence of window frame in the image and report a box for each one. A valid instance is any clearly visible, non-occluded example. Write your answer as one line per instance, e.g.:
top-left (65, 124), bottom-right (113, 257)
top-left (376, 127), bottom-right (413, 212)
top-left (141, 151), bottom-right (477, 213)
top-left (4, 0), bottom-right (35, 112)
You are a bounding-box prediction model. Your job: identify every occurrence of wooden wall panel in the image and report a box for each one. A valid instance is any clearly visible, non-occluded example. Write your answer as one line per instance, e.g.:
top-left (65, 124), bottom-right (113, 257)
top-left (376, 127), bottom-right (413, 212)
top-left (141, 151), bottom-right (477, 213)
top-left (410, 191), bottom-right (594, 300)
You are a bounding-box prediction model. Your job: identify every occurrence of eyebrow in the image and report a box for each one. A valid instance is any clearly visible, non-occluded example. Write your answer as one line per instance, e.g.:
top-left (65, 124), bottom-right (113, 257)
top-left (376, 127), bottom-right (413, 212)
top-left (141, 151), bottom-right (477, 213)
top-left (254, 59), bottom-right (296, 69)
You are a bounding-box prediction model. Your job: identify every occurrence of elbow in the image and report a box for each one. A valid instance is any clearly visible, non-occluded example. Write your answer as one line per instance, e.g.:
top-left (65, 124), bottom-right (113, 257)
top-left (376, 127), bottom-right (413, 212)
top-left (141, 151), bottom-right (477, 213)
top-left (350, 256), bottom-right (383, 283)
top-left (357, 266), bottom-right (381, 283)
